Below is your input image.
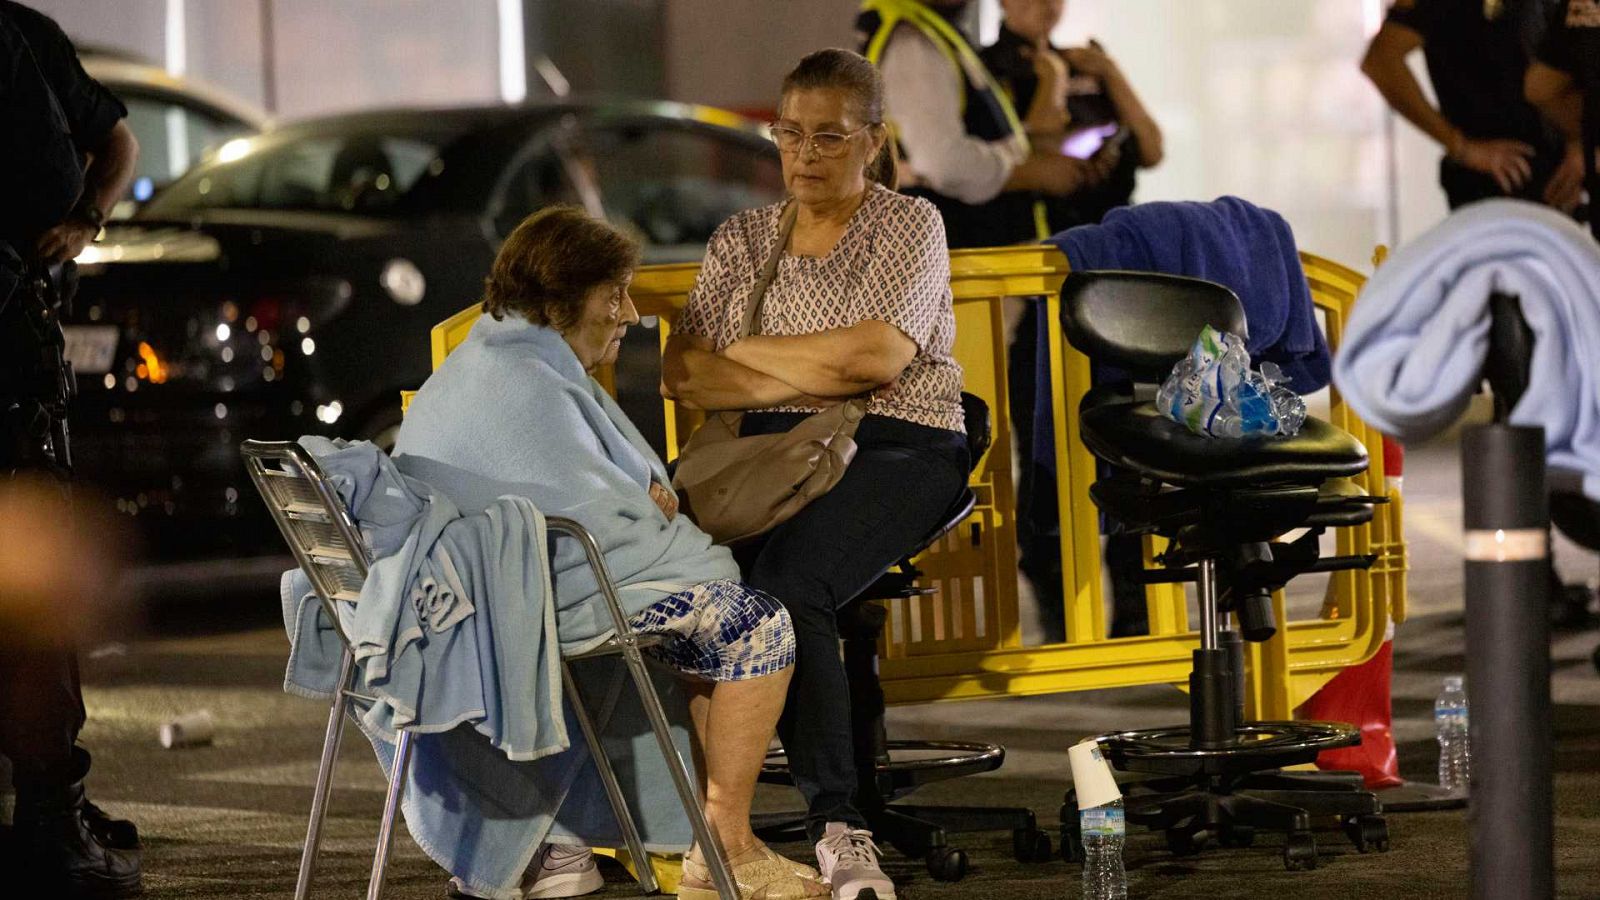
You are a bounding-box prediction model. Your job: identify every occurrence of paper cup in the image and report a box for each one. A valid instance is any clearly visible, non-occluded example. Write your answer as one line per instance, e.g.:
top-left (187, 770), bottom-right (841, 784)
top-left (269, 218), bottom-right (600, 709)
top-left (159, 710), bottom-right (215, 749)
top-left (1068, 738), bottom-right (1122, 810)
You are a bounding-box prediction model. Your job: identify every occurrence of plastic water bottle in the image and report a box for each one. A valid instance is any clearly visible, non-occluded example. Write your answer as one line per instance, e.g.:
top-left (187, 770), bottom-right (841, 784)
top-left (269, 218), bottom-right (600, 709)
top-left (1435, 675), bottom-right (1470, 793)
top-left (1081, 799), bottom-right (1127, 900)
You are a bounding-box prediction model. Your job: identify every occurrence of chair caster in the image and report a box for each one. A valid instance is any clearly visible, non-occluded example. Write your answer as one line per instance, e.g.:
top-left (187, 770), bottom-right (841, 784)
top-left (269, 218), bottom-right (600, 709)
top-left (1059, 824), bottom-right (1085, 864)
top-left (1165, 827), bottom-right (1205, 857)
top-left (925, 846), bottom-right (968, 881)
top-left (1013, 827), bottom-right (1052, 863)
top-left (1218, 824), bottom-right (1255, 848)
top-left (1344, 814), bottom-right (1390, 853)
top-left (1283, 831), bottom-right (1318, 871)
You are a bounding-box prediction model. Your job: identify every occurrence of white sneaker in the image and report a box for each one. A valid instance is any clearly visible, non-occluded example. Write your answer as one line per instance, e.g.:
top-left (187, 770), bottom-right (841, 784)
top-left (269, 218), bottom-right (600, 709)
top-left (522, 845), bottom-right (604, 899)
top-left (447, 844), bottom-right (604, 899)
top-left (815, 823), bottom-right (896, 900)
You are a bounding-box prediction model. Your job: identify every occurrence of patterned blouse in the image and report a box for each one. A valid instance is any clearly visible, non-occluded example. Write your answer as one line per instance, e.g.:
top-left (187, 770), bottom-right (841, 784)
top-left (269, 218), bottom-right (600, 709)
top-left (677, 182), bottom-right (965, 434)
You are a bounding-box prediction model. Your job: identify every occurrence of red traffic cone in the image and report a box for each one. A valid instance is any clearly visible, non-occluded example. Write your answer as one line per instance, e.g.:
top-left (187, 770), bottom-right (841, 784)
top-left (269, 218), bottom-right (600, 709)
top-left (1298, 436), bottom-right (1404, 789)
top-left (1301, 637), bottom-right (1402, 788)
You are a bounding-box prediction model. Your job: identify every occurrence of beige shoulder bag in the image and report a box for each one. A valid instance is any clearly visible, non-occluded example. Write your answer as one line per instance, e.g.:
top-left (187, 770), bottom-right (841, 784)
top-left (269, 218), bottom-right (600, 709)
top-left (671, 202), bottom-right (868, 545)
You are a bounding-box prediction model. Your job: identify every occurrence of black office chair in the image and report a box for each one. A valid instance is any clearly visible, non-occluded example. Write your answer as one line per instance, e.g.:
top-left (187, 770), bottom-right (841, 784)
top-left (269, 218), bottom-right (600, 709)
top-left (1482, 293), bottom-right (1600, 674)
top-left (756, 392), bottom-right (1054, 882)
top-left (1053, 271), bottom-right (1391, 871)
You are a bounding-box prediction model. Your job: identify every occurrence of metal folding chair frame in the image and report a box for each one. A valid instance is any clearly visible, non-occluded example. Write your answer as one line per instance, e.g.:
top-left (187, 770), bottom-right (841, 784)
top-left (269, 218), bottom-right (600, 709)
top-left (241, 440), bottom-right (736, 899)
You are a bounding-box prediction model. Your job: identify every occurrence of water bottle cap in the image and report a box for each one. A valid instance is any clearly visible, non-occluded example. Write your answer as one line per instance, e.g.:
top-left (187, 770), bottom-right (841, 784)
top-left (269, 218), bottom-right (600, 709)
top-left (1444, 675), bottom-right (1464, 690)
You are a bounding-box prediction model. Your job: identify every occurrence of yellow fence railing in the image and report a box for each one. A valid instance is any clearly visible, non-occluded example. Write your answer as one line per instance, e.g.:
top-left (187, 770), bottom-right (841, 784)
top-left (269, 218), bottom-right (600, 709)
top-left (412, 245), bottom-right (1406, 721)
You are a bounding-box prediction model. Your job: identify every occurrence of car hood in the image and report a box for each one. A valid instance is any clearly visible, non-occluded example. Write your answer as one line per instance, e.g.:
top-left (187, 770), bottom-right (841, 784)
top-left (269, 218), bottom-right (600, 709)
top-left (76, 210), bottom-right (421, 271)
top-left (76, 225), bottom-right (223, 266)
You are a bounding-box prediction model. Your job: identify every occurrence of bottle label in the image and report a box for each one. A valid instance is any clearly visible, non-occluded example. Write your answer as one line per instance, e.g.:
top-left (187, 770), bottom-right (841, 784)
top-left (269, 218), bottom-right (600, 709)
top-left (1435, 703), bottom-right (1468, 727)
top-left (1081, 807), bottom-right (1125, 837)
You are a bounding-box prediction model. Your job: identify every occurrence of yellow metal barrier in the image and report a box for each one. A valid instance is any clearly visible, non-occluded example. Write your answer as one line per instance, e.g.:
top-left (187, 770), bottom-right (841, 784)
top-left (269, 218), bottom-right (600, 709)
top-left (417, 245), bottom-right (1405, 720)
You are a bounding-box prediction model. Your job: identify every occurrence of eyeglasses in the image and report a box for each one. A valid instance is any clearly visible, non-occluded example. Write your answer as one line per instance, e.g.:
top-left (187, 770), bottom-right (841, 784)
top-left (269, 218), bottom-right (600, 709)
top-left (768, 124), bottom-right (872, 158)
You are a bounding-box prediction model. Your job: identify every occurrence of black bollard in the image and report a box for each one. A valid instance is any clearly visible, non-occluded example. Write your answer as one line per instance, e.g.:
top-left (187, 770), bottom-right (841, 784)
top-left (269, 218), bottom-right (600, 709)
top-left (1461, 424), bottom-right (1553, 900)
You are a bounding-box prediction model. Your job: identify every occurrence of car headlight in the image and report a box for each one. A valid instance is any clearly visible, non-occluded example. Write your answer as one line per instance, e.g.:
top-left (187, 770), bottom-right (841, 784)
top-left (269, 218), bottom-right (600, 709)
top-left (380, 258), bottom-right (426, 306)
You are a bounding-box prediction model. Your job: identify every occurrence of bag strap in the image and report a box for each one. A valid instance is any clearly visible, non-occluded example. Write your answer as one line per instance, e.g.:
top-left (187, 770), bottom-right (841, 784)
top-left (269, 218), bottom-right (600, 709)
top-left (739, 201), bottom-right (799, 339)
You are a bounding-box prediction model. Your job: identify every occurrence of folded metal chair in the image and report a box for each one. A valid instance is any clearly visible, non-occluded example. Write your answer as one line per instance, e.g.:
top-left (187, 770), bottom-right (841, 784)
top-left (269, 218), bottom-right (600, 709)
top-left (241, 439), bottom-right (736, 900)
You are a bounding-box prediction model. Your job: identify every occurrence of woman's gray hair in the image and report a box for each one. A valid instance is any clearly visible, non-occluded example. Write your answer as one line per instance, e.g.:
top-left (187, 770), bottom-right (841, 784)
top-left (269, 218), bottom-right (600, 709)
top-left (780, 48), bottom-right (898, 189)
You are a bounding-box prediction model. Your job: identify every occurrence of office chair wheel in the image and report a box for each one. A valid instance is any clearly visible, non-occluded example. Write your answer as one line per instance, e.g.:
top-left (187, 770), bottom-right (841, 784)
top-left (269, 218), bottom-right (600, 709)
top-left (1013, 827), bottom-right (1052, 863)
top-left (1283, 831), bottom-right (1318, 871)
top-left (1218, 824), bottom-right (1255, 848)
top-left (1059, 823), bottom-right (1085, 863)
top-left (1165, 827), bottom-right (1204, 857)
top-left (925, 846), bottom-right (968, 881)
top-left (1344, 814), bottom-right (1389, 853)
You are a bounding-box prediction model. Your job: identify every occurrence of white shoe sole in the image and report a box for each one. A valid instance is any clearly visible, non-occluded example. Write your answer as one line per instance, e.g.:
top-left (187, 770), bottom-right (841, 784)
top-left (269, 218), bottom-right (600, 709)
top-left (524, 866), bottom-right (605, 899)
top-left (836, 885), bottom-right (896, 900)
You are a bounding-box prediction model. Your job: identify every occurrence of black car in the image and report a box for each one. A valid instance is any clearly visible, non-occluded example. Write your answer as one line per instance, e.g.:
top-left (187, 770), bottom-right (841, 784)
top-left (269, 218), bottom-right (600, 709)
top-left (65, 99), bottom-right (783, 562)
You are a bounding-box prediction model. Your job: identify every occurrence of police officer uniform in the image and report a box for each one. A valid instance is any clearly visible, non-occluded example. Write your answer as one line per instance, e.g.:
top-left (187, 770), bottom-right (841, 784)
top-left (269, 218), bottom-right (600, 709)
top-left (0, 3), bottom-right (140, 895)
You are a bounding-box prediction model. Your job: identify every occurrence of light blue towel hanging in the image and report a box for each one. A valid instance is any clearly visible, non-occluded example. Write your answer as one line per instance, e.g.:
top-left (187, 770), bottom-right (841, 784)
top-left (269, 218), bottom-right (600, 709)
top-left (1332, 199), bottom-right (1600, 501)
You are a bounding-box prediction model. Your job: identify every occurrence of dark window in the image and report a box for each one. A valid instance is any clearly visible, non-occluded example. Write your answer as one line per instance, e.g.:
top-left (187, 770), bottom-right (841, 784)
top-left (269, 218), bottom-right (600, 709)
top-left (581, 121), bottom-right (784, 261)
top-left (144, 129), bottom-right (458, 217)
top-left (120, 95), bottom-right (252, 190)
top-left (492, 136), bottom-right (587, 237)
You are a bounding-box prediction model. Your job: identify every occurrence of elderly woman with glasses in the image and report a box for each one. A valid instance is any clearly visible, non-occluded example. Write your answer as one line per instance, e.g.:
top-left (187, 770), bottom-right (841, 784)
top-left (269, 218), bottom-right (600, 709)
top-left (661, 48), bottom-right (968, 900)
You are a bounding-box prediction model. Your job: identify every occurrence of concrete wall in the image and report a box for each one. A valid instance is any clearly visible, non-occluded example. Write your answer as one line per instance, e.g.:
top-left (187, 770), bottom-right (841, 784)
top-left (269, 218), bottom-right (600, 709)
top-left (25, 0), bottom-right (501, 118)
top-left (661, 0), bottom-right (861, 116)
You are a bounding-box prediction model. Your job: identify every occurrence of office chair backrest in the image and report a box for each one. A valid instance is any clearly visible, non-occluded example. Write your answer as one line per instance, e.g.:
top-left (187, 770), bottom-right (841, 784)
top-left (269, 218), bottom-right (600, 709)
top-left (1060, 270), bottom-right (1248, 383)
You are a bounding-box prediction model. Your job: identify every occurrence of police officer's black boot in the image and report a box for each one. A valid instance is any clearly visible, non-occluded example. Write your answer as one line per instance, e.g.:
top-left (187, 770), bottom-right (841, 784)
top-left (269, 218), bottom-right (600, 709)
top-left (13, 779), bottom-right (142, 898)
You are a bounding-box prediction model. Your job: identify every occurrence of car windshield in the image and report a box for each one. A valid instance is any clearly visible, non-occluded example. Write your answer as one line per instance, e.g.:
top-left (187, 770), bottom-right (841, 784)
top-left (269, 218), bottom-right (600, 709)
top-left (141, 124), bottom-right (471, 218)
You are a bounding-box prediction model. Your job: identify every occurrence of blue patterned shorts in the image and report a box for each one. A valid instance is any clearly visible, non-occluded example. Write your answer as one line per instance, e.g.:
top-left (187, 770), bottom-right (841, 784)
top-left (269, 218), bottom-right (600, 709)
top-left (627, 580), bottom-right (795, 681)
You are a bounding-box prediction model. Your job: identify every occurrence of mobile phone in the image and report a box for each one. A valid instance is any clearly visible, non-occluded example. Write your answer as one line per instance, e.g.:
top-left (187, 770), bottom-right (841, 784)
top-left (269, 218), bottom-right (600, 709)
top-left (1061, 122), bottom-right (1119, 160)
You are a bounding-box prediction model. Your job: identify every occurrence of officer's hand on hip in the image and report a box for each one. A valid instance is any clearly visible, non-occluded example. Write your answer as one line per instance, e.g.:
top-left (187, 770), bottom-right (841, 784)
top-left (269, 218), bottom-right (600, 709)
top-left (1450, 137), bottom-right (1535, 194)
top-left (35, 220), bottom-right (97, 265)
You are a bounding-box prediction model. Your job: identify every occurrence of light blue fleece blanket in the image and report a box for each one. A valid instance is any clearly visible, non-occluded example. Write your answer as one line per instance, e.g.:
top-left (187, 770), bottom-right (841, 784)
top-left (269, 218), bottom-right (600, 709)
top-left (1332, 200), bottom-right (1600, 501)
top-left (377, 312), bottom-right (744, 897)
top-left (278, 435), bottom-right (705, 899)
top-left (280, 437), bottom-right (563, 761)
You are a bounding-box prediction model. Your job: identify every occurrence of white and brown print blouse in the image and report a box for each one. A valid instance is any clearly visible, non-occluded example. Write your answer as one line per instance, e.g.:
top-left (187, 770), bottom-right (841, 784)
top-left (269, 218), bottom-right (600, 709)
top-left (677, 182), bottom-right (965, 434)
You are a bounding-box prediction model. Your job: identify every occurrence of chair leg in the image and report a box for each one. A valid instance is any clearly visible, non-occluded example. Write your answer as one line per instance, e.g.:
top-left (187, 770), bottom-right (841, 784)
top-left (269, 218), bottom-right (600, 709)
top-left (296, 650), bottom-right (355, 900)
top-left (563, 663), bottom-right (658, 895)
top-left (366, 728), bottom-right (414, 900)
top-left (620, 651), bottom-right (737, 900)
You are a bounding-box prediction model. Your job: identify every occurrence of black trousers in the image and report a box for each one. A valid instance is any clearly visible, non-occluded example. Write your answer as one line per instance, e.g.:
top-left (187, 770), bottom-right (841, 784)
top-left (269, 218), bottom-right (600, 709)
top-left (1008, 302), bottom-right (1148, 643)
top-left (1438, 154), bottom-right (1561, 211)
top-left (735, 412), bottom-right (968, 843)
top-left (0, 635), bottom-right (86, 788)
top-left (1, 262), bottom-right (88, 792)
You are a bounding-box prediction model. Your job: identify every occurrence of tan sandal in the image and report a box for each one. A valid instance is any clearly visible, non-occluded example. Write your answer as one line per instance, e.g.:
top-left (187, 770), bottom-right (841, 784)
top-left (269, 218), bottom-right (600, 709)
top-left (678, 847), bottom-right (829, 899)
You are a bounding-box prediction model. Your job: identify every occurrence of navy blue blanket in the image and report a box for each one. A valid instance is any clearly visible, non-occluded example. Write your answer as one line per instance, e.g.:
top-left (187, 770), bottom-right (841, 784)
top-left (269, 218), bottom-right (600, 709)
top-left (1026, 196), bottom-right (1332, 474)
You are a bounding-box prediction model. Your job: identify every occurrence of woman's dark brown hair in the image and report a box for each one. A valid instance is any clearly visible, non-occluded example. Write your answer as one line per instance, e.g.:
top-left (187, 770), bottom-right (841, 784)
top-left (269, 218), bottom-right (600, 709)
top-left (481, 205), bottom-right (640, 328)
top-left (780, 48), bottom-right (898, 189)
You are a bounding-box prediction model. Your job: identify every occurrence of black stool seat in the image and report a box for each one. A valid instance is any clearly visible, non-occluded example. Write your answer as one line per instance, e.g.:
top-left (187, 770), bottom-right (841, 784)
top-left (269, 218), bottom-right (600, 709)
top-left (1080, 401), bottom-right (1369, 488)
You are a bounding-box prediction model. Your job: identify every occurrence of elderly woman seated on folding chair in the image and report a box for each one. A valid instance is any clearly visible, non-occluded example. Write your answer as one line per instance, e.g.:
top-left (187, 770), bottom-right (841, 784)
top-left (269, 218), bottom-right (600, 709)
top-left (394, 206), bottom-right (827, 900)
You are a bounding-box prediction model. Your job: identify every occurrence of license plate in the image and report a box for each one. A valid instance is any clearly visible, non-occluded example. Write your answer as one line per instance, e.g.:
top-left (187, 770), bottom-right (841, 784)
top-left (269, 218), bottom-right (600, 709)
top-left (61, 325), bottom-right (120, 374)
